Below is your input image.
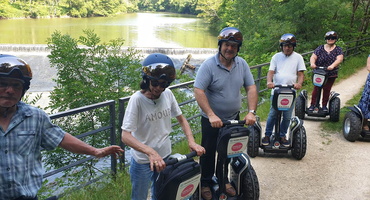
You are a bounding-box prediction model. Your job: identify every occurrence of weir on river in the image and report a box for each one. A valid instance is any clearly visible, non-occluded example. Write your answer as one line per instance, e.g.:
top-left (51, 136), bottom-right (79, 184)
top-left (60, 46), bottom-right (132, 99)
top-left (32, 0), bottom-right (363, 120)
top-left (0, 44), bottom-right (218, 92)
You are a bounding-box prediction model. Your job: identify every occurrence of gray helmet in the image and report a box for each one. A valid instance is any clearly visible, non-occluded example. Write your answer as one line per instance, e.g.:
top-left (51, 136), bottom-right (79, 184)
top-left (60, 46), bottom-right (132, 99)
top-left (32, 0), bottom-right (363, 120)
top-left (325, 31), bottom-right (338, 40)
top-left (141, 53), bottom-right (176, 89)
top-left (217, 27), bottom-right (243, 51)
top-left (279, 33), bottom-right (297, 47)
top-left (0, 54), bottom-right (32, 94)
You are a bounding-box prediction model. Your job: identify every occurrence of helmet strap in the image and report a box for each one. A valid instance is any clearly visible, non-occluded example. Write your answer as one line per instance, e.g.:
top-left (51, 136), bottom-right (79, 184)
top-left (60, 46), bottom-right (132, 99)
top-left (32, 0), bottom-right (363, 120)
top-left (218, 52), bottom-right (237, 62)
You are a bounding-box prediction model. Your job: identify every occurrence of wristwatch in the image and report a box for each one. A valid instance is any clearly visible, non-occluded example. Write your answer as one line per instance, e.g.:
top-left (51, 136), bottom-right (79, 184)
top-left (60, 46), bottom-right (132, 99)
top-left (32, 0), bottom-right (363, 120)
top-left (249, 110), bottom-right (256, 115)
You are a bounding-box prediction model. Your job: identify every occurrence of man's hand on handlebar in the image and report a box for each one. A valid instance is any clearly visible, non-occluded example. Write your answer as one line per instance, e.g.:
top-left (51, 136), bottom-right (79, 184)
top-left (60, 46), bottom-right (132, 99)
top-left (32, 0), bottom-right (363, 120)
top-left (244, 113), bottom-right (256, 126)
top-left (209, 114), bottom-right (223, 128)
top-left (293, 83), bottom-right (302, 90)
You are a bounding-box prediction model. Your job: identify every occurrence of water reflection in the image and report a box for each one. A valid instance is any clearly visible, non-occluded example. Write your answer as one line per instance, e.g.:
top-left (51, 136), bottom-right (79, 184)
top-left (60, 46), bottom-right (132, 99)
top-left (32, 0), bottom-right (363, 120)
top-left (0, 13), bottom-right (216, 48)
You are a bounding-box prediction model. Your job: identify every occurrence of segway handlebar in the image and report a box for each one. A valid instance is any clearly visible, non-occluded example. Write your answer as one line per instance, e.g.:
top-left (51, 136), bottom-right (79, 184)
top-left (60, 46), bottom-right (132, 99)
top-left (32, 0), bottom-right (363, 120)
top-left (274, 84), bottom-right (294, 89)
top-left (316, 66), bottom-right (327, 70)
top-left (222, 120), bottom-right (246, 126)
top-left (165, 151), bottom-right (198, 165)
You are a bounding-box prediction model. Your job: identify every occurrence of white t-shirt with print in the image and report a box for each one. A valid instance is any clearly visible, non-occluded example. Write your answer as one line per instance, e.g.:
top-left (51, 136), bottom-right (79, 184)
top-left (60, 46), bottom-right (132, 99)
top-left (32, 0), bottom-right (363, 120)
top-left (121, 89), bottom-right (182, 164)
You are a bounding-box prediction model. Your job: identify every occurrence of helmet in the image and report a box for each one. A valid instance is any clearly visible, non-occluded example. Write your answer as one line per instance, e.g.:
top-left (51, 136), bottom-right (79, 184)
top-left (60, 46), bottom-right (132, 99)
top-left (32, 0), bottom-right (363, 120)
top-left (141, 53), bottom-right (176, 86)
top-left (279, 33), bottom-right (297, 47)
top-left (325, 31), bottom-right (338, 40)
top-left (0, 55), bottom-right (32, 92)
top-left (217, 27), bottom-right (243, 48)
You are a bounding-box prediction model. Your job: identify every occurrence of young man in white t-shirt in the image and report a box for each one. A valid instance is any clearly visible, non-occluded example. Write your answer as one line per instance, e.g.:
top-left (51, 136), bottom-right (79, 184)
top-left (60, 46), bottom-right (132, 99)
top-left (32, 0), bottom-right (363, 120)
top-left (121, 53), bottom-right (205, 200)
top-left (262, 33), bottom-right (306, 147)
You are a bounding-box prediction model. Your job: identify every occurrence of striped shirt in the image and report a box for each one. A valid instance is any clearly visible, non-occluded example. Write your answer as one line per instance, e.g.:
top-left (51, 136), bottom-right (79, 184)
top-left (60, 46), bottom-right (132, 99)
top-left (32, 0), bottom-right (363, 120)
top-left (0, 101), bottom-right (65, 199)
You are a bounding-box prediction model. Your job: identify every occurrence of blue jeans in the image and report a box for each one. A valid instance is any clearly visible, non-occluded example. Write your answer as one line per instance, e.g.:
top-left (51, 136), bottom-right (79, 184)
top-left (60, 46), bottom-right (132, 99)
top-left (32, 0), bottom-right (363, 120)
top-left (130, 157), bottom-right (159, 200)
top-left (265, 105), bottom-right (294, 137)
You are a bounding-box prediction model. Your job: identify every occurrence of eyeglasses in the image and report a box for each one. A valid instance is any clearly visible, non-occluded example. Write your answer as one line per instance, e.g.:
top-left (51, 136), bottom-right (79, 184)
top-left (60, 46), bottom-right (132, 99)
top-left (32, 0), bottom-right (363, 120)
top-left (325, 37), bottom-right (337, 40)
top-left (282, 44), bottom-right (294, 48)
top-left (150, 80), bottom-right (169, 88)
top-left (0, 80), bottom-right (24, 90)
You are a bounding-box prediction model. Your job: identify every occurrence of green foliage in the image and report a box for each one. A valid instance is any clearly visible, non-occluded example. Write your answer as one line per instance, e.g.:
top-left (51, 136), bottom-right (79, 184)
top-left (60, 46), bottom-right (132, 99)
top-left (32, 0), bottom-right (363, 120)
top-left (209, 0), bottom-right (370, 58)
top-left (22, 93), bottom-right (43, 107)
top-left (137, 0), bottom-right (199, 14)
top-left (0, 0), bottom-right (133, 18)
top-left (46, 29), bottom-right (142, 112)
top-left (41, 29), bottom-right (142, 197)
top-left (0, 2), bottom-right (24, 18)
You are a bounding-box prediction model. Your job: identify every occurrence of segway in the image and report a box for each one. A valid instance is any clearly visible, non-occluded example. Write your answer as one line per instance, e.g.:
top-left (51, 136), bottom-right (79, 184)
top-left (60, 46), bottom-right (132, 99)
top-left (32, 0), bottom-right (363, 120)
top-left (342, 105), bottom-right (370, 142)
top-left (295, 66), bottom-right (340, 122)
top-left (248, 85), bottom-right (307, 160)
top-left (154, 151), bottom-right (201, 200)
top-left (194, 120), bottom-right (259, 200)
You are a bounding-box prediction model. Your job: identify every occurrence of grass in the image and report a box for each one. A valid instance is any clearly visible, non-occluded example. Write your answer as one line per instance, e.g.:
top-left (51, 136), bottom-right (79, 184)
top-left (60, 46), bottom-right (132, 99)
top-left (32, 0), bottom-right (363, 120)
top-left (58, 53), bottom-right (368, 200)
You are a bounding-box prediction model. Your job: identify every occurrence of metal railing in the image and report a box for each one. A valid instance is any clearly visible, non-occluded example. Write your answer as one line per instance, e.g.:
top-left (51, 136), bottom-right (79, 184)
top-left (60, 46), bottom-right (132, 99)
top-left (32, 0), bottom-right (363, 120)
top-left (43, 100), bottom-right (116, 199)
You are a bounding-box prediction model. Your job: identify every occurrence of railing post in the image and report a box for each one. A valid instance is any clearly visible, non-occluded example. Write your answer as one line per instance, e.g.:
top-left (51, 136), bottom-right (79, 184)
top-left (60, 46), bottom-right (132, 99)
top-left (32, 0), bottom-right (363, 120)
top-left (109, 102), bottom-right (117, 175)
top-left (118, 97), bottom-right (130, 170)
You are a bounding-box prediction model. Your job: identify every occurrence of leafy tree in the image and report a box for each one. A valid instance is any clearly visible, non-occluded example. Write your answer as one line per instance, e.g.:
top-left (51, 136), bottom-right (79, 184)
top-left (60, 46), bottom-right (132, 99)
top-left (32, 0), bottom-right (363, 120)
top-left (210, 0), bottom-right (369, 62)
top-left (41, 29), bottom-right (142, 196)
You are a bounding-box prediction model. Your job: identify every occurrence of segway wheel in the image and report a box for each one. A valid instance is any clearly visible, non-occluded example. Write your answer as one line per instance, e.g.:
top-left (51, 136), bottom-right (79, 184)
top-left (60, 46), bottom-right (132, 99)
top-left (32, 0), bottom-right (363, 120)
top-left (247, 126), bottom-right (260, 158)
top-left (343, 111), bottom-right (362, 142)
top-left (329, 97), bottom-right (340, 122)
top-left (239, 165), bottom-right (260, 200)
top-left (291, 126), bottom-right (307, 160)
top-left (295, 95), bottom-right (306, 120)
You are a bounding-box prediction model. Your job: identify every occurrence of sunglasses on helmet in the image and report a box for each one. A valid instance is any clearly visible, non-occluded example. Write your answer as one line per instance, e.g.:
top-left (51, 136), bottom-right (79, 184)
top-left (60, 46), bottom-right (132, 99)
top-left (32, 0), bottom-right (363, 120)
top-left (150, 79), bottom-right (169, 88)
top-left (218, 30), bottom-right (243, 42)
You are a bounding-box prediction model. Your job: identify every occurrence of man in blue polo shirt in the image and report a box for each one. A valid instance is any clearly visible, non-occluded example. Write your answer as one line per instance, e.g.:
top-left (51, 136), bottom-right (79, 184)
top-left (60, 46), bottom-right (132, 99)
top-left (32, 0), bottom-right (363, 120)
top-left (194, 27), bottom-right (258, 200)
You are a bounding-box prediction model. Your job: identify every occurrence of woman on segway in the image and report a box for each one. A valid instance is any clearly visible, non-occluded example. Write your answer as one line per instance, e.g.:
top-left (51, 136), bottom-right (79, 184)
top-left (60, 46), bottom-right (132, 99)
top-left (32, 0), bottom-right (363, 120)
top-left (357, 55), bottom-right (370, 131)
top-left (121, 53), bottom-right (205, 200)
top-left (309, 31), bottom-right (344, 112)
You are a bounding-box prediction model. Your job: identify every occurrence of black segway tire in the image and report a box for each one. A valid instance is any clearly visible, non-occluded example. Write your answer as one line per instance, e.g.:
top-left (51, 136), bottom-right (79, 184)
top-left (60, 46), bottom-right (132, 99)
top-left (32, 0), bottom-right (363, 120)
top-left (291, 126), bottom-right (307, 160)
top-left (343, 111), bottom-right (362, 142)
top-left (295, 95), bottom-right (306, 120)
top-left (247, 126), bottom-right (260, 158)
top-left (239, 165), bottom-right (259, 200)
top-left (329, 97), bottom-right (340, 122)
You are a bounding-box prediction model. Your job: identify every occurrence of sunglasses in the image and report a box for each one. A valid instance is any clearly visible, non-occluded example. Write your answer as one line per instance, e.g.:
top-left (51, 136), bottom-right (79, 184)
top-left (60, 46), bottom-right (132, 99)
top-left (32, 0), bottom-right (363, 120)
top-left (0, 80), bottom-right (23, 90)
top-left (325, 37), bottom-right (337, 40)
top-left (150, 80), bottom-right (169, 88)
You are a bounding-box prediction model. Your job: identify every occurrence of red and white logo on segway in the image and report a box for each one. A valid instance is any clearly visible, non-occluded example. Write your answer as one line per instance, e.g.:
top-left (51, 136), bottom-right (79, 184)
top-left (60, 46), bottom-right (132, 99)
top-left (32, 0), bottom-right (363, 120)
top-left (280, 98), bottom-right (290, 106)
top-left (181, 184), bottom-right (194, 197)
top-left (232, 142), bottom-right (243, 151)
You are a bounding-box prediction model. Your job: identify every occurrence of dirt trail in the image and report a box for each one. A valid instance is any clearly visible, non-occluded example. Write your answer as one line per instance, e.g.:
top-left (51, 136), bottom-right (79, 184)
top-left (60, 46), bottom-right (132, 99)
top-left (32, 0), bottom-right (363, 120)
top-left (253, 66), bottom-right (370, 200)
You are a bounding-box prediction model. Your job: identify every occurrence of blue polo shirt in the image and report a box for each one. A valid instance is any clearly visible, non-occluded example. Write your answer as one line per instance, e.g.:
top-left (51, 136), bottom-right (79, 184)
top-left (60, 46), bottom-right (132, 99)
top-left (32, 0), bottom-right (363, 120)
top-left (0, 101), bottom-right (65, 199)
top-left (194, 53), bottom-right (255, 121)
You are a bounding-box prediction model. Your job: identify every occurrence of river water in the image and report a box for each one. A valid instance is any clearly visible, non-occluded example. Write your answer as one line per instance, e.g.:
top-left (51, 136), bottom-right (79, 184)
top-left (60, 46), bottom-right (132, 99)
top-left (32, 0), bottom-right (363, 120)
top-left (0, 12), bottom-right (217, 48)
top-left (1, 12), bottom-right (219, 93)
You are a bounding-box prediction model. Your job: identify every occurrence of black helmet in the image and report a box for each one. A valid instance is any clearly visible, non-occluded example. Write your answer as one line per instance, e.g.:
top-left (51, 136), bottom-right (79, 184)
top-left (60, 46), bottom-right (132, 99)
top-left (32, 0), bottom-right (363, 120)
top-left (141, 53), bottom-right (176, 88)
top-left (325, 31), bottom-right (338, 40)
top-left (0, 55), bottom-right (32, 93)
top-left (279, 33), bottom-right (297, 47)
top-left (217, 27), bottom-right (243, 48)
